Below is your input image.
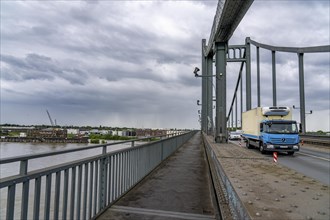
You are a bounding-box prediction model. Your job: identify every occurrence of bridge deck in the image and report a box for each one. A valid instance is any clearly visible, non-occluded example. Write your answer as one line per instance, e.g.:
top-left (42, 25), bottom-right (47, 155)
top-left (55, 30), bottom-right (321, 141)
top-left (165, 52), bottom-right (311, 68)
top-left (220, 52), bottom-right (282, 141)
top-left (203, 135), bottom-right (330, 220)
top-left (96, 132), bottom-right (218, 220)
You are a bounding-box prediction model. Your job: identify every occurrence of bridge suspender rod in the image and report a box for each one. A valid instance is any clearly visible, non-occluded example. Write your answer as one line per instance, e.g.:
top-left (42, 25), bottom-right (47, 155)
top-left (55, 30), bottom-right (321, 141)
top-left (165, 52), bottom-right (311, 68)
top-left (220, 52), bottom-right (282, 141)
top-left (272, 50), bottom-right (277, 107)
top-left (298, 53), bottom-right (306, 134)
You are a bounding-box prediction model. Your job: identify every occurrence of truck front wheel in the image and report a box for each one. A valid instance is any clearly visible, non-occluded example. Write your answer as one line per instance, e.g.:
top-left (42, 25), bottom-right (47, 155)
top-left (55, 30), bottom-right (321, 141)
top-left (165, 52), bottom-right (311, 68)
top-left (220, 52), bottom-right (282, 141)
top-left (288, 151), bottom-right (294, 156)
top-left (259, 143), bottom-right (265, 154)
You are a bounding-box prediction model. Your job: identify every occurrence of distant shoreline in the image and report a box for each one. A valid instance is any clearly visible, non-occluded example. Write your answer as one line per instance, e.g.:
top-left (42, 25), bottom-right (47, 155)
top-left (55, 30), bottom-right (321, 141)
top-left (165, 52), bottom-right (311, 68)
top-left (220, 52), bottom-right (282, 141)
top-left (0, 136), bottom-right (88, 143)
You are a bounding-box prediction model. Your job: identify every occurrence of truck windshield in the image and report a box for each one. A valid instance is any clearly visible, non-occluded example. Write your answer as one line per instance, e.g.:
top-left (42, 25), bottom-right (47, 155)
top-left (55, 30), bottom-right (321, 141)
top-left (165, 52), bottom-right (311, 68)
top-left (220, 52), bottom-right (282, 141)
top-left (265, 123), bottom-right (298, 134)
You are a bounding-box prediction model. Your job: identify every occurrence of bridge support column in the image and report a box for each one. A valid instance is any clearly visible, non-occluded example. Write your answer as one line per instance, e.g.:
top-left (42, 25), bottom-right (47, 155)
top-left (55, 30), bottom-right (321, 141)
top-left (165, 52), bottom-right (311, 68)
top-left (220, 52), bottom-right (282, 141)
top-left (215, 41), bottom-right (227, 143)
top-left (201, 39), bottom-right (207, 133)
top-left (206, 54), bottom-right (214, 135)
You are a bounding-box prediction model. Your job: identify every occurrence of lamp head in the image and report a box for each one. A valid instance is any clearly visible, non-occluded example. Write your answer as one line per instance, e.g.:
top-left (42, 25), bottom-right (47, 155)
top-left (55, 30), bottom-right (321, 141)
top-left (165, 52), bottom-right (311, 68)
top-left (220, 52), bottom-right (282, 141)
top-left (193, 67), bottom-right (200, 77)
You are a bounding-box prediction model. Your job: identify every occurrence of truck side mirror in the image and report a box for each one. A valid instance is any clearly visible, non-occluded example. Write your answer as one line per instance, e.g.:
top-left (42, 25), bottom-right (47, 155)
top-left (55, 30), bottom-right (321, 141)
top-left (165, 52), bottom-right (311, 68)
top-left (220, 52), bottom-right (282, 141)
top-left (260, 123), bottom-right (263, 132)
top-left (299, 123), bottom-right (302, 133)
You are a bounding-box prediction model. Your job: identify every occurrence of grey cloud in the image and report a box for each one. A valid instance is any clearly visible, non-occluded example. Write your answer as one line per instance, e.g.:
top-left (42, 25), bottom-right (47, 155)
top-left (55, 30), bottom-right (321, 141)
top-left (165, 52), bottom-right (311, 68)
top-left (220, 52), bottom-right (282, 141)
top-left (1, 54), bottom-right (55, 81)
top-left (1, 53), bottom-right (88, 85)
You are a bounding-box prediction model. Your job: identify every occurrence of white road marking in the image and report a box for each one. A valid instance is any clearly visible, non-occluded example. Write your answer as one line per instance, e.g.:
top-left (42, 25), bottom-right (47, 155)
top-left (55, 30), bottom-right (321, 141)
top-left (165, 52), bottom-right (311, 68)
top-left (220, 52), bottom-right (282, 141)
top-left (296, 152), bottom-right (330, 162)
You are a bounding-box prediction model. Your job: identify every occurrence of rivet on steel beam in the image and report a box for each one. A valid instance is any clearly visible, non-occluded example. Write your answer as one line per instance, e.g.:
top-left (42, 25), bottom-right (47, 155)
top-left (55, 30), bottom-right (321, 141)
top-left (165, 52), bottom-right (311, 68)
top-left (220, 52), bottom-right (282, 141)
top-left (256, 197), bottom-right (260, 201)
top-left (256, 212), bottom-right (261, 216)
top-left (249, 189), bottom-right (254, 192)
top-left (312, 197), bottom-right (319, 200)
top-left (248, 201), bottom-right (253, 205)
top-left (275, 198), bottom-right (280, 202)
top-left (280, 195), bottom-right (285, 198)
top-left (301, 189), bottom-right (306, 192)
top-left (286, 209), bottom-right (292, 213)
top-left (266, 190), bottom-right (271, 193)
top-left (243, 192), bottom-right (247, 196)
top-left (262, 207), bottom-right (268, 211)
top-left (306, 216), bottom-right (313, 220)
top-left (305, 187), bottom-right (309, 189)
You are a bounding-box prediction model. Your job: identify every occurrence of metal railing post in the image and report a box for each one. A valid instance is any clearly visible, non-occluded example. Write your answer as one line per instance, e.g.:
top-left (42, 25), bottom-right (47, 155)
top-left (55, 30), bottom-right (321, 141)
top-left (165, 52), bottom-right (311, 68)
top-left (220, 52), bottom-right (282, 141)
top-left (44, 174), bottom-right (52, 220)
top-left (21, 180), bottom-right (30, 220)
top-left (53, 171), bottom-right (61, 220)
top-left (6, 184), bottom-right (16, 220)
top-left (20, 160), bottom-right (28, 175)
top-left (99, 156), bottom-right (107, 210)
top-left (33, 177), bottom-right (41, 220)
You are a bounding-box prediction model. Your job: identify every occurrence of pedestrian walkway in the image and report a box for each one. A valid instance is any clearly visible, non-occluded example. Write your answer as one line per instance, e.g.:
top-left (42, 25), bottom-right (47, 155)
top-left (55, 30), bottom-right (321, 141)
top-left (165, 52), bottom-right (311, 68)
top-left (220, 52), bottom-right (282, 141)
top-left (97, 132), bottom-right (218, 220)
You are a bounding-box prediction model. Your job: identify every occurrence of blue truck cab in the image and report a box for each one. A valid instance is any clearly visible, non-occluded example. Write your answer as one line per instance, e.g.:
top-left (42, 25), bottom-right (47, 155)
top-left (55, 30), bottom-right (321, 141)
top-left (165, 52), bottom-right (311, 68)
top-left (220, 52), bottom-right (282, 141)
top-left (259, 119), bottom-right (300, 155)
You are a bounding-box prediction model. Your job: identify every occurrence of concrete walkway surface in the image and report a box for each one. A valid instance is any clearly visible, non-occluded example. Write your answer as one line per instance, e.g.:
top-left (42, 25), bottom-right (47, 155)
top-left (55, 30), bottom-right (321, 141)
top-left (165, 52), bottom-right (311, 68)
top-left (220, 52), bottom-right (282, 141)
top-left (97, 132), bottom-right (218, 220)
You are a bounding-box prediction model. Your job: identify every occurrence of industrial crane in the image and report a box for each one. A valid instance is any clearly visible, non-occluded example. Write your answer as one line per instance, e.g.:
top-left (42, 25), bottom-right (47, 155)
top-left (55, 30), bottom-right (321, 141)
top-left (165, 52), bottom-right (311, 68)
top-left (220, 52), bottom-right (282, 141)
top-left (46, 110), bottom-right (55, 126)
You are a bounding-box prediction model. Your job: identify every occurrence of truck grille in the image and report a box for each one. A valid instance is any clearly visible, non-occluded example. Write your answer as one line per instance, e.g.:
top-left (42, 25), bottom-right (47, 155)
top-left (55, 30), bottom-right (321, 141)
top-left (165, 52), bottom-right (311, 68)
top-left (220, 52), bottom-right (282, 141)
top-left (270, 137), bottom-right (296, 144)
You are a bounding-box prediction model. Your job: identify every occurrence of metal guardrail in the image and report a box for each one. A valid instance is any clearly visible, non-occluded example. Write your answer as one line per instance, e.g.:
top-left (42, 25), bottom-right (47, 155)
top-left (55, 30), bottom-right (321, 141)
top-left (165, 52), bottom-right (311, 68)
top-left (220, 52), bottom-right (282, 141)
top-left (300, 134), bottom-right (330, 146)
top-left (0, 131), bottom-right (197, 220)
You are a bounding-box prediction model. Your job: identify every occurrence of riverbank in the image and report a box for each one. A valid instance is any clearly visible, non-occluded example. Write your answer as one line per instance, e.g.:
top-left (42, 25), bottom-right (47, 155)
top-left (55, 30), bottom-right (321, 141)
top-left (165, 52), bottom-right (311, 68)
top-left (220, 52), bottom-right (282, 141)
top-left (0, 136), bottom-right (88, 143)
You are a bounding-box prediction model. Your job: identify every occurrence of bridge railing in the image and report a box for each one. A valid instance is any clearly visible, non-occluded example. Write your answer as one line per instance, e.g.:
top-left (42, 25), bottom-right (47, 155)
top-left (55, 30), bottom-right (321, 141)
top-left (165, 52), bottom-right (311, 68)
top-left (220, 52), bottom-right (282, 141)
top-left (0, 131), bottom-right (197, 220)
top-left (202, 133), bottom-right (249, 220)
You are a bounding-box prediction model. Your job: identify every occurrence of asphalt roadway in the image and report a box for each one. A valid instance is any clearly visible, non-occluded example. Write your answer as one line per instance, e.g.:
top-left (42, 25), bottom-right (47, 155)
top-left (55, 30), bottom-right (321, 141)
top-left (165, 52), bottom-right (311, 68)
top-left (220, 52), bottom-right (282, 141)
top-left (229, 140), bottom-right (330, 185)
top-left (97, 132), bottom-right (218, 220)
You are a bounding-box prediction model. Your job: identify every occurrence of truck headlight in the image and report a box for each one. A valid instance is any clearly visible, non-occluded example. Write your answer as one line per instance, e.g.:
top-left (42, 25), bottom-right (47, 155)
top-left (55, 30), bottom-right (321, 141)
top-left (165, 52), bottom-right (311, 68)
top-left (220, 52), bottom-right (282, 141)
top-left (293, 145), bottom-right (299, 149)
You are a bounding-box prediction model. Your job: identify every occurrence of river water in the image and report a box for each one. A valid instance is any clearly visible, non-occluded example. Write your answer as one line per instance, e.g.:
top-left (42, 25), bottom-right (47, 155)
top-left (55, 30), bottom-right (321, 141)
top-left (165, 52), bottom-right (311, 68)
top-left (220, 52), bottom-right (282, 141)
top-left (0, 141), bottom-right (141, 219)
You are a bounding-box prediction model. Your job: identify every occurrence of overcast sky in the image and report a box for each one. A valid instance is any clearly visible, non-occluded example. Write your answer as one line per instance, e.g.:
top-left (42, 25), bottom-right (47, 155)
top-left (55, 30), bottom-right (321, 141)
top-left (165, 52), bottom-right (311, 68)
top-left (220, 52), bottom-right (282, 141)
top-left (1, 0), bottom-right (329, 131)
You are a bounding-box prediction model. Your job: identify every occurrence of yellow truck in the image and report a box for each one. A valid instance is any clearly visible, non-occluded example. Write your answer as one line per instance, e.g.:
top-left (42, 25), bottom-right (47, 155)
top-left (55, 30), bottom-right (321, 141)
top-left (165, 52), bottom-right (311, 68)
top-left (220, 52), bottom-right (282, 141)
top-left (241, 107), bottom-right (300, 155)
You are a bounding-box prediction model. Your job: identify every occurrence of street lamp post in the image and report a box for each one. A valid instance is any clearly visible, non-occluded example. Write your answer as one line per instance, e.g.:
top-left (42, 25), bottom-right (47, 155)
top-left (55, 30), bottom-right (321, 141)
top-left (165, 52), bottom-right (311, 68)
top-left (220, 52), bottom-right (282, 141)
top-left (293, 105), bottom-right (312, 133)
